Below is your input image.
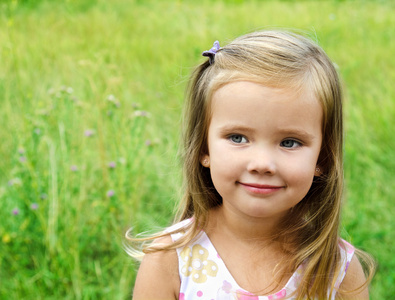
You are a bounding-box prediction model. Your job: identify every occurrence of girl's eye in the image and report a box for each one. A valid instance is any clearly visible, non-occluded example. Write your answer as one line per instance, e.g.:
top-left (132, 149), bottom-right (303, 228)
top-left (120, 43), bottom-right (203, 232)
top-left (229, 134), bottom-right (248, 144)
top-left (280, 139), bottom-right (301, 148)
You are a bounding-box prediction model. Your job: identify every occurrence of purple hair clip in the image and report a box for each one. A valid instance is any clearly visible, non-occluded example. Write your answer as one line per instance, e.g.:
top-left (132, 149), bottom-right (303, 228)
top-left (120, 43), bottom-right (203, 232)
top-left (202, 41), bottom-right (220, 65)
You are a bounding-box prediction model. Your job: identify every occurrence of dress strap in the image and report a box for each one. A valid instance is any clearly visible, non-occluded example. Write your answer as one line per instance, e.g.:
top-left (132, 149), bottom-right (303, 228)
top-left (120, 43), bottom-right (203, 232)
top-left (336, 239), bottom-right (355, 287)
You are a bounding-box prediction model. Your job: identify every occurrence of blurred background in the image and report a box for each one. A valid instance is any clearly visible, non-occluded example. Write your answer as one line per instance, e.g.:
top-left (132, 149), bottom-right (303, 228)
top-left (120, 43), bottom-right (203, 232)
top-left (0, 0), bottom-right (393, 298)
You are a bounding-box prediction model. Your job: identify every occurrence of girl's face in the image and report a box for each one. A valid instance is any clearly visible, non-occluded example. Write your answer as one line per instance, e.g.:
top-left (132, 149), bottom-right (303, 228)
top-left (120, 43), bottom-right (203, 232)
top-left (201, 81), bottom-right (323, 222)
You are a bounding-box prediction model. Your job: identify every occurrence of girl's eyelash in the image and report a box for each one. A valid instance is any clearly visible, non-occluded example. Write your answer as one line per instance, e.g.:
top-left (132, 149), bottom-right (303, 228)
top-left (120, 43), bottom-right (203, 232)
top-left (227, 134), bottom-right (248, 143)
top-left (280, 139), bottom-right (303, 148)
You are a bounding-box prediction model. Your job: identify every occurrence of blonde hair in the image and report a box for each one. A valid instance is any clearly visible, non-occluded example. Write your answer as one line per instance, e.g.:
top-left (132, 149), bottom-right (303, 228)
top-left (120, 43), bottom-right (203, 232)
top-left (127, 30), bottom-right (375, 298)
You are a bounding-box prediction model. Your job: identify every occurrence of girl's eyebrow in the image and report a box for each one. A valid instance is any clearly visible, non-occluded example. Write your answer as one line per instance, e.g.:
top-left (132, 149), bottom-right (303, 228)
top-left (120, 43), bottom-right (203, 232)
top-left (276, 128), bottom-right (316, 140)
top-left (218, 124), bottom-right (255, 134)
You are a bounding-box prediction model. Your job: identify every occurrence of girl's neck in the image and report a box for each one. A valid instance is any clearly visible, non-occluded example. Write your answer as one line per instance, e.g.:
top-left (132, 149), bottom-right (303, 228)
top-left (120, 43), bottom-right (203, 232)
top-left (207, 205), bottom-right (284, 245)
top-left (205, 205), bottom-right (293, 295)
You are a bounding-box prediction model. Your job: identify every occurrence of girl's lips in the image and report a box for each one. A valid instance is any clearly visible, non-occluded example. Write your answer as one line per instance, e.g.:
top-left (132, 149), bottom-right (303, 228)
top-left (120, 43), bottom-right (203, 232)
top-left (238, 182), bottom-right (283, 195)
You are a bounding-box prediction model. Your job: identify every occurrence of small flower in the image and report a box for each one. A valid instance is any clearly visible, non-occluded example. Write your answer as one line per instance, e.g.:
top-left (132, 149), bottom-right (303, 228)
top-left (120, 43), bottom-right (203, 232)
top-left (12, 208), bottom-right (19, 215)
top-left (84, 129), bottom-right (95, 137)
top-left (19, 156), bottom-right (27, 163)
top-left (34, 128), bottom-right (41, 135)
top-left (66, 87), bottom-right (74, 94)
top-left (40, 193), bottom-right (48, 200)
top-left (107, 94), bottom-right (116, 102)
top-left (106, 190), bottom-right (115, 197)
top-left (30, 203), bottom-right (39, 210)
top-left (18, 148), bottom-right (25, 155)
top-left (133, 110), bottom-right (150, 117)
top-left (107, 95), bottom-right (121, 107)
top-left (108, 162), bottom-right (116, 169)
top-left (145, 140), bottom-right (152, 146)
top-left (8, 178), bottom-right (22, 186)
top-left (70, 165), bottom-right (78, 172)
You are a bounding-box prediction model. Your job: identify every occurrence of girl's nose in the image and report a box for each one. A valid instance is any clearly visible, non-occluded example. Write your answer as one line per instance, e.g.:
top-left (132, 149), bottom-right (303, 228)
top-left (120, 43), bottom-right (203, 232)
top-left (246, 149), bottom-right (276, 175)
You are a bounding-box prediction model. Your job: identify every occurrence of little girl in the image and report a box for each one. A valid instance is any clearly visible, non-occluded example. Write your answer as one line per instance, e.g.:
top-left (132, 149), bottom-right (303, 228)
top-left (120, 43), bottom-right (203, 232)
top-left (129, 30), bottom-right (375, 299)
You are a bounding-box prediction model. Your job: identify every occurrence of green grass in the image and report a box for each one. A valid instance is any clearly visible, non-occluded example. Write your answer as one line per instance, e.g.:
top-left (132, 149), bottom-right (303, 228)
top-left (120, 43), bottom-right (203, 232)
top-left (0, 0), bottom-right (394, 298)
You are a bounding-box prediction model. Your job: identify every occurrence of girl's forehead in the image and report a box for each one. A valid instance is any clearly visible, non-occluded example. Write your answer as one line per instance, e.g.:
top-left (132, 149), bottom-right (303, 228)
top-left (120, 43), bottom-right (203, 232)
top-left (208, 69), bottom-right (315, 99)
top-left (212, 81), bottom-right (321, 113)
top-left (211, 80), bottom-right (320, 108)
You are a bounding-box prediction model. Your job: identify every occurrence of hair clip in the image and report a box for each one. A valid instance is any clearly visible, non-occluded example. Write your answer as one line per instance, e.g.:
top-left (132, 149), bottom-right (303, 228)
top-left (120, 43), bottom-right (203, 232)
top-left (202, 41), bottom-right (220, 65)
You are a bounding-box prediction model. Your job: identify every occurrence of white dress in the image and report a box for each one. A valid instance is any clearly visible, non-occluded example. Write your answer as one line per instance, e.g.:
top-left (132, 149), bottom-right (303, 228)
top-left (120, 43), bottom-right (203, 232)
top-left (168, 219), bottom-right (355, 300)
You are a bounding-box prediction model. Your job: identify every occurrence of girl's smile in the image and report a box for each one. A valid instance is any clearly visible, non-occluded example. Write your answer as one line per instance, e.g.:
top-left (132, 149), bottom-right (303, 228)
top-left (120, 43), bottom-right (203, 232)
top-left (237, 182), bottom-right (284, 195)
top-left (202, 81), bottom-right (323, 221)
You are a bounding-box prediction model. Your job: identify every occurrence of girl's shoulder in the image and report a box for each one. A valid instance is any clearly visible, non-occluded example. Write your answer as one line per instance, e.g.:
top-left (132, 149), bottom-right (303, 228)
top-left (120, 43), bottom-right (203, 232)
top-left (133, 221), bottom-right (192, 300)
top-left (133, 234), bottom-right (180, 299)
top-left (336, 239), bottom-right (371, 299)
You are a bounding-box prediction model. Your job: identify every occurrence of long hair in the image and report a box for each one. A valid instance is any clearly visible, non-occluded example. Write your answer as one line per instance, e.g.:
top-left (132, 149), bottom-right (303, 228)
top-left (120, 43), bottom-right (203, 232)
top-left (126, 30), bottom-right (375, 298)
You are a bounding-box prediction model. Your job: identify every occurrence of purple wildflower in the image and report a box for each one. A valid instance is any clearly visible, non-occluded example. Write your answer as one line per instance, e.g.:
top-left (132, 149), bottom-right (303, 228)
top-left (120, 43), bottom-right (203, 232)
top-left (8, 178), bottom-right (22, 186)
top-left (31, 203), bottom-right (39, 210)
top-left (145, 140), bottom-right (152, 146)
top-left (84, 129), bottom-right (95, 137)
top-left (19, 156), bottom-right (27, 163)
top-left (108, 162), bottom-right (116, 169)
top-left (106, 190), bottom-right (115, 197)
top-left (70, 165), bottom-right (78, 172)
top-left (12, 208), bottom-right (19, 215)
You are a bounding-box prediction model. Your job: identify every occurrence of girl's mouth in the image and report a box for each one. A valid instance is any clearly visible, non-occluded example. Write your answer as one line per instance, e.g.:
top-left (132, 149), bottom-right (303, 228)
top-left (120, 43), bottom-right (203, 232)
top-left (238, 182), bottom-right (283, 195)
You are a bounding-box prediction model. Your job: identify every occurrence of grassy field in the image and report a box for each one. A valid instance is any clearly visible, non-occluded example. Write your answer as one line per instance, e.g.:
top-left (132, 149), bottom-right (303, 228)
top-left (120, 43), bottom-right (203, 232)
top-left (0, 0), bottom-right (394, 298)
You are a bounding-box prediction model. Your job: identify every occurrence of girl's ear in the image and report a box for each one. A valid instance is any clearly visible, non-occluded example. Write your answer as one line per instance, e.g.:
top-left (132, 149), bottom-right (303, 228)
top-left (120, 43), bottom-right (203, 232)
top-left (200, 154), bottom-right (210, 168)
top-left (314, 166), bottom-right (322, 176)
